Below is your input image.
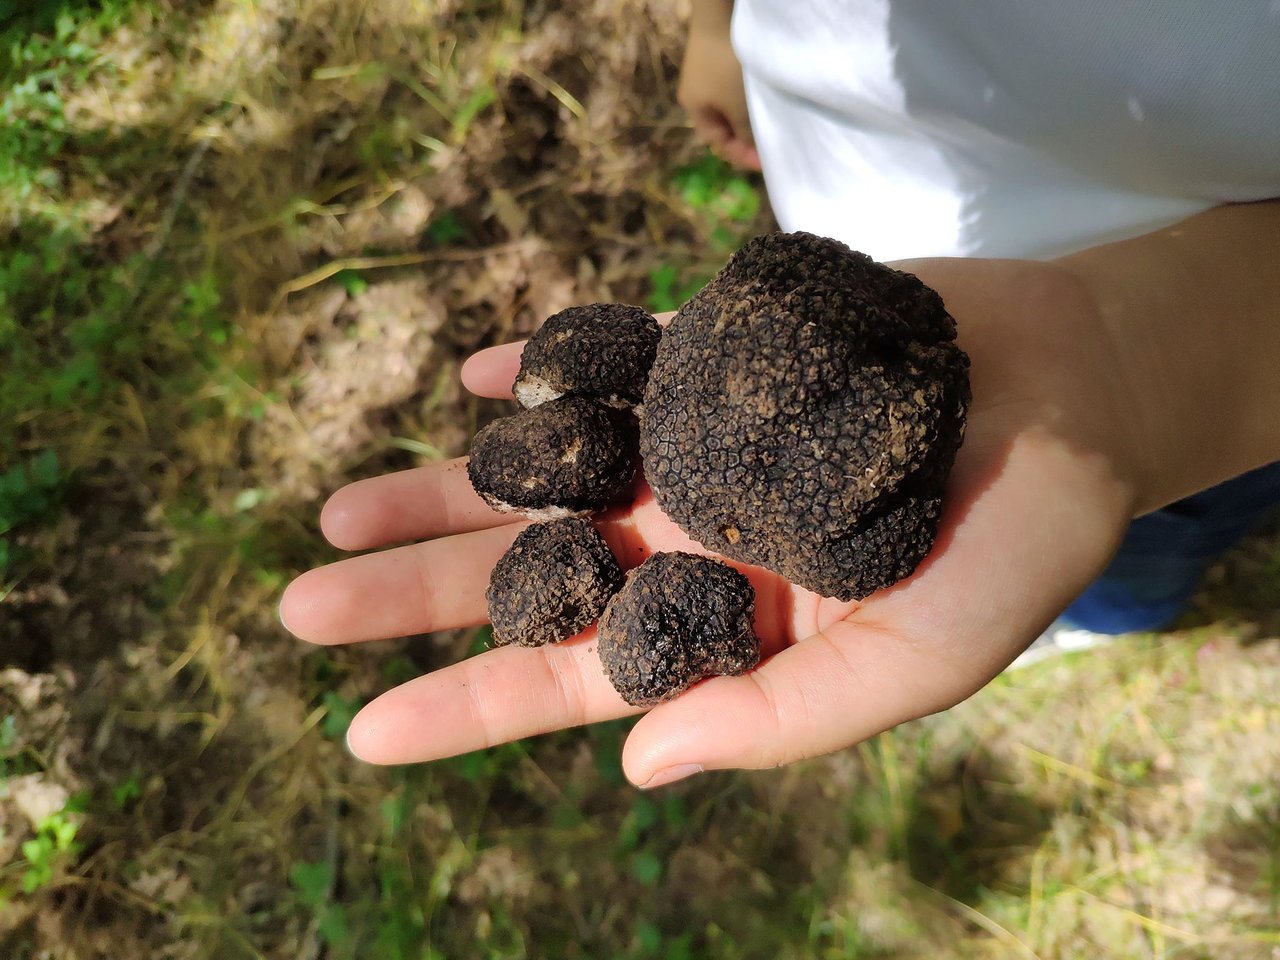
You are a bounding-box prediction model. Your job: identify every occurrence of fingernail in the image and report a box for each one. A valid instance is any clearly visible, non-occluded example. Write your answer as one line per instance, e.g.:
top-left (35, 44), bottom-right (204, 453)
top-left (344, 725), bottom-right (366, 762)
top-left (640, 763), bottom-right (703, 789)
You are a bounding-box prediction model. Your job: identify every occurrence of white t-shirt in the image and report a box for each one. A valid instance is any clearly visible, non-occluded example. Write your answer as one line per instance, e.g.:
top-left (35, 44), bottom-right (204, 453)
top-left (732, 1), bottom-right (1280, 260)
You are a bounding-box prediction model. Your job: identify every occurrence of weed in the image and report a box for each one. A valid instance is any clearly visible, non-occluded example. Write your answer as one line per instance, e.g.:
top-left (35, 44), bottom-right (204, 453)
top-left (0, 716), bottom-right (42, 782)
top-left (451, 85), bottom-right (497, 140)
top-left (672, 154), bottom-right (761, 225)
top-left (290, 860), bottom-right (351, 953)
top-left (0, 0), bottom-right (254, 613)
top-left (634, 919), bottom-right (694, 960)
top-left (175, 270), bottom-right (229, 346)
top-left (0, 450), bottom-right (62, 579)
top-left (647, 153), bottom-right (764, 313)
top-left (109, 774), bottom-right (141, 811)
top-left (321, 691), bottom-right (361, 741)
top-left (423, 210), bottom-right (466, 246)
top-left (629, 849), bottom-right (662, 885)
top-left (0, 5), bottom-right (104, 213)
top-left (646, 262), bottom-right (711, 314)
top-left (18, 798), bottom-right (84, 893)
top-left (332, 268), bottom-right (369, 296)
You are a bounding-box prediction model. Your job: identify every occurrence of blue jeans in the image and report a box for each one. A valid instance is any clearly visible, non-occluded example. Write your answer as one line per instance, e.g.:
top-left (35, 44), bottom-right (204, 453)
top-left (1062, 461), bottom-right (1280, 634)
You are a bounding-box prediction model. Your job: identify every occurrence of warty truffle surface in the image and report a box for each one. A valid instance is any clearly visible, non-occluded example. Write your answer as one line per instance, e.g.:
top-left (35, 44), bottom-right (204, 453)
top-left (597, 552), bottom-right (760, 707)
top-left (467, 395), bottom-right (639, 517)
top-left (486, 518), bottom-right (624, 647)
top-left (639, 231), bottom-right (970, 601)
top-left (514, 303), bottom-right (661, 409)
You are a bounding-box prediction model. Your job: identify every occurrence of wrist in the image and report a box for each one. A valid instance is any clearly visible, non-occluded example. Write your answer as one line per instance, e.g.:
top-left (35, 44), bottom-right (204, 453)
top-left (1053, 253), bottom-right (1172, 517)
top-left (1058, 201), bottom-right (1280, 514)
top-left (904, 257), bottom-right (1145, 522)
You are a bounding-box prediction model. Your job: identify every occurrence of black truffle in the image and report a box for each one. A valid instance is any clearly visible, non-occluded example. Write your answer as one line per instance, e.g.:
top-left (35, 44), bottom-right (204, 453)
top-left (487, 518), bottom-right (624, 647)
top-left (597, 552), bottom-right (760, 707)
top-left (514, 303), bottom-right (661, 409)
top-left (468, 395), bottom-right (639, 518)
top-left (640, 232), bottom-right (970, 601)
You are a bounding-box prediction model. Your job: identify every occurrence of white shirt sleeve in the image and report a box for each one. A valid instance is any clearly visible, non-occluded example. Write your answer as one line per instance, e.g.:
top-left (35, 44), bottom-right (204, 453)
top-left (733, 0), bottom-right (1280, 260)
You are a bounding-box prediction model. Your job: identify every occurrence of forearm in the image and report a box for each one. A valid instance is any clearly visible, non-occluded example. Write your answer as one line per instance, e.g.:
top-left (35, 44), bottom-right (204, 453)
top-left (1059, 200), bottom-right (1280, 514)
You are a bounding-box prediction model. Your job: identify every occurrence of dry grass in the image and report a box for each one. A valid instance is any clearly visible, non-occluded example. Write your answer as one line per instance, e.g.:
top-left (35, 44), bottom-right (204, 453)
top-left (1, 2), bottom-right (1277, 958)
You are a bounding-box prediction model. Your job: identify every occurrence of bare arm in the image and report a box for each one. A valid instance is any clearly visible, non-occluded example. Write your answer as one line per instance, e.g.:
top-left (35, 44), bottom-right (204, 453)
top-left (678, 0), bottom-right (760, 170)
top-left (1062, 200), bottom-right (1280, 513)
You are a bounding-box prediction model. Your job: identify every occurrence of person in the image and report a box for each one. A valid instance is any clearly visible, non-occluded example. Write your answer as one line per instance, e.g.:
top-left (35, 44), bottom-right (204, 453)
top-left (279, 2), bottom-right (1280, 788)
top-left (681, 0), bottom-right (1280, 660)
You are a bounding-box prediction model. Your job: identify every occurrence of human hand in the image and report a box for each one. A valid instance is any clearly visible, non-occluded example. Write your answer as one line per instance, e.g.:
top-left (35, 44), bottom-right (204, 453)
top-left (678, 1), bottom-right (761, 171)
top-left (279, 259), bottom-right (1144, 787)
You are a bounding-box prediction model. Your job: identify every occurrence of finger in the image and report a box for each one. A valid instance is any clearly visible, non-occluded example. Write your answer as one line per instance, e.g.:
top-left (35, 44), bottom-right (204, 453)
top-left (621, 619), bottom-right (929, 787)
top-left (285, 484), bottom-right (700, 647)
top-left (280, 523), bottom-right (526, 645)
top-left (335, 489), bottom-right (797, 765)
top-left (695, 122), bottom-right (729, 153)
top-left (344, 634), bottom-right (640, 764)
top-left (320, 458), bottom-right (512, 550)
top-left (691, 106), bottom-right (733, 150)
top-left (621, 418), bottom-right (1132, 785)
top-left (721, 137), bottom-right (762, 172)
top-left (344, 584), bottom-right (799, 769)
top-left (461, 342), bottom-right (524, 399)
top-left (343, 533), bottom-right (794, 766)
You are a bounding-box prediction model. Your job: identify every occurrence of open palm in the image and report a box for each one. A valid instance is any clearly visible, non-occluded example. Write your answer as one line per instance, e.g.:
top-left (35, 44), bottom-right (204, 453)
top-left (281, 258), bottom-right (1140, 787)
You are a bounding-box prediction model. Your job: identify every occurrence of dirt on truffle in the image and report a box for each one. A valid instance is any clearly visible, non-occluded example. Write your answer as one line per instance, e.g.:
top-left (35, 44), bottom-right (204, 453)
top-left (597, 552), bottom-right (760, 706)
top-left (640, 232), bottom-right (971, 601)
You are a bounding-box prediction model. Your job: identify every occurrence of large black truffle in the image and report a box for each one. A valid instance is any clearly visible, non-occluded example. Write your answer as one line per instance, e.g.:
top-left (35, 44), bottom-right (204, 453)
top-left (468, 396), bottom-right (639, 518)
top-left (640, 232), bottom-right (970, 601)
top-left (513, 303), bottom-right (661, 409)
top-left (487, 518), bottom-right (624, 647)
top-left (597, 552), bottom-right (760, 707)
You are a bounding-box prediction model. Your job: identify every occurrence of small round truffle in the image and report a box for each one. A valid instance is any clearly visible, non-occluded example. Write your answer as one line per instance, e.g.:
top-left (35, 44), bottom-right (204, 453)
top-left (640, 231), bottom-right (971, 601)
top-left (597, 552), bottom-right (760, 707)
top-left (514, 303), bottom-right (661, 409)
top-left (468, 396), bottom-right (640, 518)
top-left (487, 518), bottom-right (624, 647)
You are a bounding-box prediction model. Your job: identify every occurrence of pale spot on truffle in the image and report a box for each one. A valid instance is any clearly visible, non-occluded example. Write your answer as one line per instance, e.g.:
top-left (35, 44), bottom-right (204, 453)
top-left (559, 437), bottom-right (583, 464)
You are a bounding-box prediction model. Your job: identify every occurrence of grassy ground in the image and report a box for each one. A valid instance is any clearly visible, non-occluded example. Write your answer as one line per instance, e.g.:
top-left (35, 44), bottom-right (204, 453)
top-left (1, 2), bottom-right (1278, 958)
